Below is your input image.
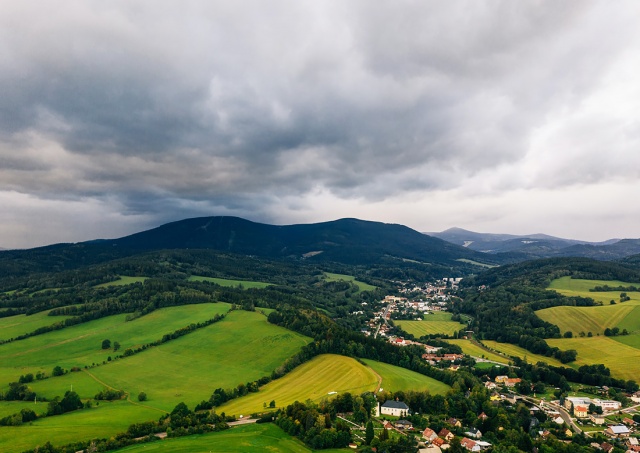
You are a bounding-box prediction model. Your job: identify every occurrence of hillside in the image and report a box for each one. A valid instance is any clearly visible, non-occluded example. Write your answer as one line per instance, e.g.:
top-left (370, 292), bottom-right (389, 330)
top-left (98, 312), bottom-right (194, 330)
top-left (0, 217), bottom-right (498, 279)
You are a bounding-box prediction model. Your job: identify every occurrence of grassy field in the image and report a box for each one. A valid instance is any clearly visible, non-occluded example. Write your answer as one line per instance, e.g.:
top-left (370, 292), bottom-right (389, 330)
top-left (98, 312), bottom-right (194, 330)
top-left (0, 310), bottom-right (70, 341)
top-left (112, 423), bottom-right (351, 453)
top-left (396, 312), bottom-right (466, 337)
top-left (0, 303), bottom-right (231, 386)
top-left (323, 273), bottom-right (376, 294)
top-left (218, 354), bottom-right (379, 416)
top-left (361, 359), bottom-right (450, 394)
top-left (547, 336), bottom-right (640, 381)
top-left (187, 276), bottom-right (273, 289)
top-left (481, 341), bottom-right (566, 368)
top-left (445, 339), bottom-right (509, 364)
top-left (538, 277), bottom-right (640, 335)
top-left (95, 276), bottom-right (148, 288)
top-left (0, 400), bottom-right (48, 418)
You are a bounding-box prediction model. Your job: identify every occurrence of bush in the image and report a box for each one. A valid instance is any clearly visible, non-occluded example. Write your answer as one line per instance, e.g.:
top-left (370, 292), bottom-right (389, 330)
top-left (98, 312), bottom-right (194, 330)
top-left (138, 392), bottom-right (147, 402)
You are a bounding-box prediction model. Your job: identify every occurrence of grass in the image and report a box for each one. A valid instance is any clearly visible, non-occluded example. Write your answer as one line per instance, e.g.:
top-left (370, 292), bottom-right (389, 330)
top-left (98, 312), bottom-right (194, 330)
top-left (218, 354), bottom-right (379, 416)
top-left (112, 423), bottom-right (351, 453)
top-left (481, 341), bottom-right (566, 368)
top-left (445, 339), bottom-right (509, 364)
top-left (456, 259), bottom-right (498, 269)
top-left (187, 276), bottom-right (273, 289)
top-left (361, 359), bottom-right (450, 394)
top-left (0, 400), bottom-right (48, 418)
top-left (323, 273), bottom-right (376, 294)
top-left (547, 336), bottom-right (640, 381)
top-left (0, 310), bottom-right (70, 341)
top-left (396, 312), bottom-right (466, 337)
top-left (94, 276), bottom-right (148, 288)
top-left (0, 303), bottom-right (231, 386)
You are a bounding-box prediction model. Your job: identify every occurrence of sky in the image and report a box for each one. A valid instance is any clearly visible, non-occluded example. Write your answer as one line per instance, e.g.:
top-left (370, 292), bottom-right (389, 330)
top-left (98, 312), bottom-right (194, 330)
top-left (1, 1), bottom-right (640, 249)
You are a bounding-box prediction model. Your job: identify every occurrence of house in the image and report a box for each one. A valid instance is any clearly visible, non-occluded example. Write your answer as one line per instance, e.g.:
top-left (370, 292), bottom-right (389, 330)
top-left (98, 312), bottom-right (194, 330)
top-left (475, 441), bottom-right (492, 451)
top-left (504, 378), bottom-right (522, 387)
top-left (495, 376), bottom-right (509, 383)
top-left (627, 437), bottom-right (639, 447)
top-left (589, 414), bottom-right (605, 425)
top-left (460, 437), bottom-right (480, 452)
top-left (574, 405), bottom-right (588, 418)
top-left (383, 421), bottom-right (393, 430)
top-left (396, 420), bottom-right (413, 430)
top-left (565, 428), bottom-right (573, 438)
top-left (380, 400), bottom-right (410, 417)
top-left (478, 412), bottom-right (489, 421)
top-left (623, 417), bottom-right (636, 426)
top-left (465, 427), bottom-right (482, 439)
top-left (484, 382), bottom-right (497, 390)
top-left (600, 442), bottom-right (614, 453)
top-left (553, 416), bottom-right (565, 425)
top-left (438, 428), bottom-right (455, 441)
top-left (538, 430), bottom-right (551, 439)
top-left (423, 428), bottom-right (438, 442)
top-left (605, 425), bottom-right (630, 438)
top-left (447, 418), bottom-right (462, 428)
top-left (433, 437), bottom-right (449, 450)
top-left (490, 393), bottom-right (501, 402)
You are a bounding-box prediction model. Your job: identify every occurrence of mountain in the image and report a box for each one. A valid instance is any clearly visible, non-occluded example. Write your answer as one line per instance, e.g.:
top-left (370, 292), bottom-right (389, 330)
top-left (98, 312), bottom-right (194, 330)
top-left (429, 227), bottom-right (632, 261)
top-left (0, 217), bottom-right (499, 278)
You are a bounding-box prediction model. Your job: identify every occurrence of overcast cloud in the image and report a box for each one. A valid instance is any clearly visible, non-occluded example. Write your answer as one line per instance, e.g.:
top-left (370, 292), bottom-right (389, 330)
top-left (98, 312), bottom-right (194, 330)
top-left (1, 0), bottom-right (639, 248)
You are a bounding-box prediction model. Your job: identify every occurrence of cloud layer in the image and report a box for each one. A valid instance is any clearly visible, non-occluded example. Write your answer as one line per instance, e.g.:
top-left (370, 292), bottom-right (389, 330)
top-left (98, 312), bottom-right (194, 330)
top-left (1, 1), bottom-right (639, 248)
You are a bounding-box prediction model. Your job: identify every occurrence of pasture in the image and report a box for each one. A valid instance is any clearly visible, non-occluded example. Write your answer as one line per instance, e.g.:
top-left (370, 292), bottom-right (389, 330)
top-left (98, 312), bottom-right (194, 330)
top-left (323, 273), bottom-right (376, 293)
top-left (0, 310), bottom-right (70, 341)
top-left (94, 276), bottom-right (148, 288)
top-left (481, 341), bottom-right (566, 368)
top-left (187, 275), bottom-right (273, 289)
top-left (445, 340), bottom-right (509, 364)
top-left (360, 359), bottom-right (450, 394)
top-left (396, 312), bottom-right (466, 337)
top-left (112, 423), bottom-right (351, 453)
top-left (218, 354), bottom-right (379, 416)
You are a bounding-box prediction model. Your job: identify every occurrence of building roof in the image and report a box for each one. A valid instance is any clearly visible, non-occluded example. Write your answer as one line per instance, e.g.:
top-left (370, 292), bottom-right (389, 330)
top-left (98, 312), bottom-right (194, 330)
top-left (609, 425), bottom-right (630, 434)
top-left (382, 400), bottom-right (410, 410)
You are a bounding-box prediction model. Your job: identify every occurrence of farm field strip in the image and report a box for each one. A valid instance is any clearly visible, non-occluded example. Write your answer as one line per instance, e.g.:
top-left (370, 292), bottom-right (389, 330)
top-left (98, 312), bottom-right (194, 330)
top-left (0, 310), bottom-right (70, 341)
top-left (481, 341), bottom-right (566, 368)
top-left (323, 273), bottom-right (376, 293)
top-left (445, 340), bottom-right (509, 364)
top-left (94, 276), bottom-right (148, 288)
top-left (218, 355), bottom-right (379, 416)
top-left (396, 314), bottom-right (465, 337)
top-left (360, 359), bottom-right (450, 394)
top-left (187, 276), bottom-right (273, 288)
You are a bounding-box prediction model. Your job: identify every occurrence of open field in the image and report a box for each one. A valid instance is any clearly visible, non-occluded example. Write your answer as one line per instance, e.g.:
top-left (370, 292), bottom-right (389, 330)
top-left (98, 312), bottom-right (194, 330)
top-left (361, 359), bottom-right (450, 394)
top-left (0, 401), bottom-right (159, 453)
top-left (112, 423), bottom-right (351, 453)
top-left (218, 354), bottom-right (379, 416)
top-left (0, 310), bottom-right (70, 341)
top-left (323, 273), bottom-right (376, 293)
top-left (0, 303), bottom-right (231, 386)
top-left (445, 339), bottom-right (509, 364)
top-left (95, 276), bottom-right (148, 287)
top-left (0, 401), bottom-right (48, 418)
top-left (481, 341), bottom-right (566, 368)
top-left (188, 275), bottom-right (273, 289)
top-left (539, 277), bottom-right (640, 335)
top-left (547, 336), bottom-right (640, 381)
top-left (396, 312), bottom-right (466, 337)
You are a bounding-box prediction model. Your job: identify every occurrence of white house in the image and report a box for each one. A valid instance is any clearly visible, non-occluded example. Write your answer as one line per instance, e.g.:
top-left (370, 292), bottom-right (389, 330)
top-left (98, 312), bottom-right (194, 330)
top-left (380, 400), bottom-right (410, 417)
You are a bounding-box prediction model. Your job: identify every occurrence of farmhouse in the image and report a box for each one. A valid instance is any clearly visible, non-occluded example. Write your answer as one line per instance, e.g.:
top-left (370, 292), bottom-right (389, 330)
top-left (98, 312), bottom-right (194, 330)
top-left (380, 400), bottom-right (410, 417)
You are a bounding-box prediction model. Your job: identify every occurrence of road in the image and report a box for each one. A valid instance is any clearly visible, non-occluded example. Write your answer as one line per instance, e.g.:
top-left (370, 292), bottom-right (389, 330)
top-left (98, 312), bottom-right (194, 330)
top-left (518, 395), bottom-right (586, 437)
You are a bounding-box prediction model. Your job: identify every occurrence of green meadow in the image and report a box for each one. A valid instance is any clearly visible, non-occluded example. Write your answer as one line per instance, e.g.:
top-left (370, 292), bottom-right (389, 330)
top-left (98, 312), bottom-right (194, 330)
top-left (361, 359), bottom-right (450, 394)
top-left (188, 275), bottom-right (273, 289)
top-left (0, 310), bottom-right (70, 341)
top-left (481, 341), bottom-right (566, 368)
top-left (396, 311), bottom-right (466, 337)
top-left (94, 276), bottom-right (148, 288)
top-left (112, 423), bottom-right (351, 453)
top-left (218, 354), bottom-right (379, 416)
top-left (323, 273), bottom-right (376, 294)
top-left (445, 339), bottom-right (509, 364)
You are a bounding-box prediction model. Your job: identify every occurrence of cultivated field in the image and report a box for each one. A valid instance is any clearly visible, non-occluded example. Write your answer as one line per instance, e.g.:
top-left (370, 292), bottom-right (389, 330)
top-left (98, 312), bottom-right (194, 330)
top-left (323, 273), bottom-right (376, 294)
top-left (187, 275), bottom-right (273, 289)
top-left (218, 354), bottom-right (379, 416)
top-left (445, 339), bottom-right (509, 364)
top-left (0, 310), bottom-right (70, 341)
top-left (360, 359), bottom-right (450, 394)
top-left (396, 312), bottom-right (466, 337)
top-left (112, 423), bottom-right (351, 453)
top-left (94, 276), bottom-right (148, 288)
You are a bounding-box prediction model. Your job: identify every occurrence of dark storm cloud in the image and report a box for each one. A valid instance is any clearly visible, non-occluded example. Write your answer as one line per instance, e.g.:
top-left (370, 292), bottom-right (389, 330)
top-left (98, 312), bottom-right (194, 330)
top-left (1, 1), bottom-right (639, 247)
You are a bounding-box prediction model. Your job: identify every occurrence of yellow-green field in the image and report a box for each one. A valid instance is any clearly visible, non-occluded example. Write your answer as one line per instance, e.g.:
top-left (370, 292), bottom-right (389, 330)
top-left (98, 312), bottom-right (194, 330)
top-left (396, 312), bottom-right (466, 337)
top-left (481, 341), bottom-right (566, 368)
top-left (547, 336), bottom-right (640, 381)
top-left (218, 354), bottom-right (379, 416)
top-left (94, 276), bottom-right (148, 288)
top-left (445, 340), bottom-right (509, 364)
top-left (188, 275), bottom-right (273, 289)
top-left (0, 310), bottom-right (70, 341)
top-left (323, 273), bottom-right (376, 293)
top-left (361, 359), bottom-right (450, 394)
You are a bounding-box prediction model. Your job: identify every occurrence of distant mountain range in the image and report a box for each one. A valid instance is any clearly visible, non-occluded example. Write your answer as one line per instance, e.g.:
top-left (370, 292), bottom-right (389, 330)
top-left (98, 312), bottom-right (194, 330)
top-left (428, 227), bottom-right (640, 261)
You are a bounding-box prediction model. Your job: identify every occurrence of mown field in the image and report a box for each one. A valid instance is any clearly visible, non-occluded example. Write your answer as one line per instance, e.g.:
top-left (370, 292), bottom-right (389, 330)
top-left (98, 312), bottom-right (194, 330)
top-left (396, 312), bottom-right (466, 337)
top-left (94, 276), bottom-right (148, 288)
top-left (112, 423), bottom-right (351, 453)
top-left (187, 275), bottom-right (273, 289)
top-left (218, 354), bottom-right (379, 416)
top-left (0, 310), bottom-right (70, 341)
top-left (323, 273), bottom-right (376, 294)
top-left (481, 340), bottom-right (566, 368)
top-left (360, 359), bottom-right (450, 394)
top-left (0, 307), bottom-right (312, 452)
top-left (445, 339), bottom-right (509, 364)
